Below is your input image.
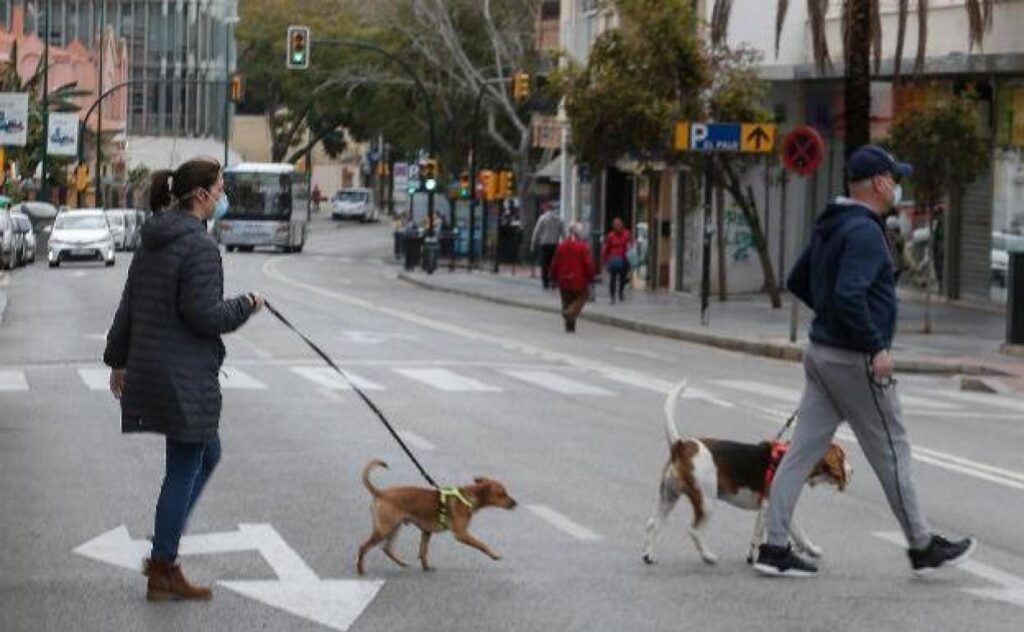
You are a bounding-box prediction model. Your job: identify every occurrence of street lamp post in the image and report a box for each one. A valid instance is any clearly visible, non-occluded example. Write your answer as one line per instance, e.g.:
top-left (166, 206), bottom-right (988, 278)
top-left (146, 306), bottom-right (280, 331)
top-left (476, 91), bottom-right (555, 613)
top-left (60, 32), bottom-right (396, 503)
top-left (40, 0), bottom-right (51, 204)
top-left (223, 10), bottom-right (239, 168)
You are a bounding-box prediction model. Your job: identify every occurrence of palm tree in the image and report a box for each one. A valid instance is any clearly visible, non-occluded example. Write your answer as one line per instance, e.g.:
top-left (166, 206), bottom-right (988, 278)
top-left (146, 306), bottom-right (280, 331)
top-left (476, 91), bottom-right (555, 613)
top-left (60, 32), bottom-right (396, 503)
top-left (710, 0), bottom-right (994, 155)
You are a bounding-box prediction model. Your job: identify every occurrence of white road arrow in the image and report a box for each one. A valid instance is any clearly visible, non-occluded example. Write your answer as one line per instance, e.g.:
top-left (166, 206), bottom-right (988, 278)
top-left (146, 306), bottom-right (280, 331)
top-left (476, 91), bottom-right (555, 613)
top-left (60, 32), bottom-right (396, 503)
top-left (74, 523), bottom-right (383, 631)
top-left (873, 531), bottom-right (1024, 608)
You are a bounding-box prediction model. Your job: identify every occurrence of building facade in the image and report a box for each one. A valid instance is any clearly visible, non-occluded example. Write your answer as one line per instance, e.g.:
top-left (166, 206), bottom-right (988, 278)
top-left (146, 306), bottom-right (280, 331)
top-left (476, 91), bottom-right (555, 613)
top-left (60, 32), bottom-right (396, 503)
top-left (2, 0), bottom-right (237, 140)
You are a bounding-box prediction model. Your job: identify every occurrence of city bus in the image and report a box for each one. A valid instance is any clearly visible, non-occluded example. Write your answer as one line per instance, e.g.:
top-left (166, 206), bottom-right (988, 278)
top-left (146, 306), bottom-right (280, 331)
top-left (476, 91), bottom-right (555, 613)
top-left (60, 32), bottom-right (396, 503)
top-left (217, 162), bottom-right (310, 253)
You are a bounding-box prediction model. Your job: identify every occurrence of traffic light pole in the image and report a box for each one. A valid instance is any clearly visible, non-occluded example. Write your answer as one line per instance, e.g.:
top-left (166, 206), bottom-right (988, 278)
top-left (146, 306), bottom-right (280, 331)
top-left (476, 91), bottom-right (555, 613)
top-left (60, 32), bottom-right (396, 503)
top-left (468, 78), bottom-right (511, 271)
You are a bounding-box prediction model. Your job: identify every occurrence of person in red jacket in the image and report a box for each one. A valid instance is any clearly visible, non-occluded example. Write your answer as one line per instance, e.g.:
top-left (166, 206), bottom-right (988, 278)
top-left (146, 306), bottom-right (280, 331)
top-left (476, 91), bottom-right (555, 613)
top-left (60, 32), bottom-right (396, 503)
top-left (601, 217), bottom-right (631, 304)
top-left (550, 222), bottom-right (595, 333)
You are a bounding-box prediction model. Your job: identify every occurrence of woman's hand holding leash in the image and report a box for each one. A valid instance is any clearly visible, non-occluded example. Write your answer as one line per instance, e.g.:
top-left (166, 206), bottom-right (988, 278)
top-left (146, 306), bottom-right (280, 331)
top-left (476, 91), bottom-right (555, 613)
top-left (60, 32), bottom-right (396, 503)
top-left (109, 369), bottom-right (126, 400)
top-left (247, 292), bottom-right (265, 313)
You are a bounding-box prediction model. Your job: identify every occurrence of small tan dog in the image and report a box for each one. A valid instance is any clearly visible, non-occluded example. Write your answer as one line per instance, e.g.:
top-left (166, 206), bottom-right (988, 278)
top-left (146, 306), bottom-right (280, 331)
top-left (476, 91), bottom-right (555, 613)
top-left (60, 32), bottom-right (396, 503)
top-left (356, 459), bottom-right (518, 575)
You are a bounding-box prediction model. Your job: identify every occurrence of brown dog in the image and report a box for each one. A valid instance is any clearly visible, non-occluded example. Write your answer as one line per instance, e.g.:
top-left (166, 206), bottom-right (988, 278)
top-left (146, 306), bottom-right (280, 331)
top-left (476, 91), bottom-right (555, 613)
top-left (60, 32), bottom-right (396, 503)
top-left (356, 460), bottom-right (517, 575)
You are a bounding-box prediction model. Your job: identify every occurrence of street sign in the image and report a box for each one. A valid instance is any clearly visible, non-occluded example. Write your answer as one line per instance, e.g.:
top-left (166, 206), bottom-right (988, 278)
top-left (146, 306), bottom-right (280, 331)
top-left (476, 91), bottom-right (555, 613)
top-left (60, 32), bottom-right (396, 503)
top-left (781, 125), bottom-right (825, 176)
top-left (0, 93), bottom-right (29, 146)
top-left (675, 122), bottom-right (776, 153)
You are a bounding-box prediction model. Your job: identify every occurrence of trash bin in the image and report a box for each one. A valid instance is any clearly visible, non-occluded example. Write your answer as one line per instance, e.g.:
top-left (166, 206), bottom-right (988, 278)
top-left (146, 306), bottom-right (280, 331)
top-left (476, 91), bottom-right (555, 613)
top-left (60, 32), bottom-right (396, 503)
top-left (496, 225), bottom-right (522, 264)
top-left (404, 230), bottom-right (423, 271)
top-left (1008, 251), bottom-right (1024, 345)
top-left (422, 236), bottom-right (438, 274)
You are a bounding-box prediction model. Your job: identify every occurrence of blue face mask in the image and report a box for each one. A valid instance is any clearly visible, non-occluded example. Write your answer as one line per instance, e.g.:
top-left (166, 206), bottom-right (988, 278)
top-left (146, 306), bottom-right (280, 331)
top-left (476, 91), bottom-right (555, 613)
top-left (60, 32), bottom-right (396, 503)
top-left (213, 194), bottom-right (229, 220)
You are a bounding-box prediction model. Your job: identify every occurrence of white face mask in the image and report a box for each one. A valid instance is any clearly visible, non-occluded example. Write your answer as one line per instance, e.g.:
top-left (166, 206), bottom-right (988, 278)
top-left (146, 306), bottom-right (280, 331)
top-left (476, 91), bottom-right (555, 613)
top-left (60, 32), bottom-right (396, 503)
top-left (891, 184), bottom-right (903, 209)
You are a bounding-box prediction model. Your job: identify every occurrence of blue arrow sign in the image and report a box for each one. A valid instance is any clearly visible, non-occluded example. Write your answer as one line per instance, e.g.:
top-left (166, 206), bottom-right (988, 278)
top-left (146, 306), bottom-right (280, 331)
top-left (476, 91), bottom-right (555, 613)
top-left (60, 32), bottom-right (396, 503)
top-left (689, 123), bottom-right (741, 152)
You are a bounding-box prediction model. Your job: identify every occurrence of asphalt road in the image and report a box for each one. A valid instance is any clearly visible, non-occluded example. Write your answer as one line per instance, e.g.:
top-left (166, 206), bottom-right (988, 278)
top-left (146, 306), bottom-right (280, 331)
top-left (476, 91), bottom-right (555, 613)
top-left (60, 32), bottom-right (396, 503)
top-left (1, 214), bottom-right (1022, 632)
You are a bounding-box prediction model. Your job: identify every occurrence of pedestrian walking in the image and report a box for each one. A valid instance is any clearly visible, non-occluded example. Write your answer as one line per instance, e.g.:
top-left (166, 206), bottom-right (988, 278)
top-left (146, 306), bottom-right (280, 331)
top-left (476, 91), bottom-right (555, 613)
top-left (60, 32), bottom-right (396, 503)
top-left (103, 158), bottom-right (265, 601)
top-left (754, 145), bottom-right (976, 578)
top-left (602, 217), bottom-right (631, 304)
top-left (531, 201), bottom-right (564, 290)
top-left (550, 222), bottom-right (594, 333)
top-left (312, 184), bottom-right (323, 213)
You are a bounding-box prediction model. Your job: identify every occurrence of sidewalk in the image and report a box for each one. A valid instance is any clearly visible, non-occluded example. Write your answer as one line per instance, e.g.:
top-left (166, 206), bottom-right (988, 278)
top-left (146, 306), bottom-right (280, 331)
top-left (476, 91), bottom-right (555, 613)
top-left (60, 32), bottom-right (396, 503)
top-left (397, 264), bottom-right (1024, 391)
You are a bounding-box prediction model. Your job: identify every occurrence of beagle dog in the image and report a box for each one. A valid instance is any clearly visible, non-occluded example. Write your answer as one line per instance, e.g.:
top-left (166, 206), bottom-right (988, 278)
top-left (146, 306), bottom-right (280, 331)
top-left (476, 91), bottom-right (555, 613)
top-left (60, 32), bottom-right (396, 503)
top-left (642, 380), bottom-right (851, 566)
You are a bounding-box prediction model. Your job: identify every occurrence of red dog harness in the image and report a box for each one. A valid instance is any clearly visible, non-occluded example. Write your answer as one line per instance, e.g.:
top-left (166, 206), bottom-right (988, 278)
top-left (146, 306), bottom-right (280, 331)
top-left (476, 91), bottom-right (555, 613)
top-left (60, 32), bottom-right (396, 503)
top-left (760, 441), bottom-right (790, 503)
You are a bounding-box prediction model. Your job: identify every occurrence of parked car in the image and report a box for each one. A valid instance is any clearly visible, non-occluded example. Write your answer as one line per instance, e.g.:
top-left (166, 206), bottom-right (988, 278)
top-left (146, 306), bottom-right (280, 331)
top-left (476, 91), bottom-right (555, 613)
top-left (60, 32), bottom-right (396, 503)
top-left (992, 231), bottom-right (1024, 288)
top-left (104, 209), bottom-right (130, 250)
top-left (331, 188), bottom-right (378, 222)
top-left (11, 212), bottom-right (35, 265)
top-left (107, 208), bottom-right (142, 250)
top-left (0, 207), bottom-right (18, 270)
top-left (47, 209), bottom-right (116, 268)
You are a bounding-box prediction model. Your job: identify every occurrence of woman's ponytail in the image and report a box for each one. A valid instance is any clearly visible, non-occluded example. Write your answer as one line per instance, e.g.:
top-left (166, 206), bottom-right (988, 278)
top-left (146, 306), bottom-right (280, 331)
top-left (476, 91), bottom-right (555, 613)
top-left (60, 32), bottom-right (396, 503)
top-left (149, 169), bottom-right (174, 212)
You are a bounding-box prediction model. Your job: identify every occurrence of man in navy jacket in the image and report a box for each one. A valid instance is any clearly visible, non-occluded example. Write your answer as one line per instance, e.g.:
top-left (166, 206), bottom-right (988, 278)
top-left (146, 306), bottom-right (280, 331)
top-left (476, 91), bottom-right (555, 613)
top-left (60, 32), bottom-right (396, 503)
top-left (753, 145), bottom-right (976, 578)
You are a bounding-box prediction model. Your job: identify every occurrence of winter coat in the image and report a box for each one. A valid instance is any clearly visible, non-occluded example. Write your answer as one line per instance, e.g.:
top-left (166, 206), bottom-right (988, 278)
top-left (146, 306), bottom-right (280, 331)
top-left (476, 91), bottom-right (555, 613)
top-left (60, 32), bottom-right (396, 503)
top-left (531, 211), bottom-right (565, 249)
top-left (787, 198), bottom-right (897, 355)
top-left (103, 210), bottom-right (254, 442)
top-left (550, 238), bottom-right (595, 292)
top-left (602, 229), bottom-right (631, 264)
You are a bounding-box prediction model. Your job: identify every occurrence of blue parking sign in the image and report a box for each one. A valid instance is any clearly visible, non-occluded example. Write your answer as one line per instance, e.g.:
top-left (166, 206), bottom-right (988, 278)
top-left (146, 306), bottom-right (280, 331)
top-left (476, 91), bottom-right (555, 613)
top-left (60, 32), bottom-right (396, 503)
top-left (690, 123), bottom-right (741, 151)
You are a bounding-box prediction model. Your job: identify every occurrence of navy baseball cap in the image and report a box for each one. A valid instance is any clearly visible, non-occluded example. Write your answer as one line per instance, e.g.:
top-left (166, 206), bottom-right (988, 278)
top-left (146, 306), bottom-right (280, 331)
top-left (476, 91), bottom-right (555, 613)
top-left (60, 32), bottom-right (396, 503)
top-left (846, 145), bottom-right (913, 182)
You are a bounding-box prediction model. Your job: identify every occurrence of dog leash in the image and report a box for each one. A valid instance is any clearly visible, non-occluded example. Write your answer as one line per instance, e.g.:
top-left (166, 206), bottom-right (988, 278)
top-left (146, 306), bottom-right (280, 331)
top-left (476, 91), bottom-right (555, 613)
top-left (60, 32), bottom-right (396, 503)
top-left (263, 299), bottom-right (440, 489)
top-left (774, 409), bottom-right (799, 441)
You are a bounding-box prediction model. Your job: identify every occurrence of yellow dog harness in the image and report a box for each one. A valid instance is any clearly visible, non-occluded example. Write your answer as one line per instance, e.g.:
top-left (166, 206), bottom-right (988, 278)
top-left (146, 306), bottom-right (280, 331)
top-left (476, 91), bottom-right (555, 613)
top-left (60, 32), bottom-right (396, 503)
top-left (437, 486), bottom-right (475, 530)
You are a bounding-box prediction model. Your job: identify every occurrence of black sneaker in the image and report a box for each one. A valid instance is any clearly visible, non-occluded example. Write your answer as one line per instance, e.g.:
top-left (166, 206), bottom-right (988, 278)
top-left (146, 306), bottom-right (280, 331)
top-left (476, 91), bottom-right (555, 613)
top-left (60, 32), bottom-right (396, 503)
top-left (908, 535), bottom-right (976, 576)
top-left (753, 543), bottom-right (818, 578)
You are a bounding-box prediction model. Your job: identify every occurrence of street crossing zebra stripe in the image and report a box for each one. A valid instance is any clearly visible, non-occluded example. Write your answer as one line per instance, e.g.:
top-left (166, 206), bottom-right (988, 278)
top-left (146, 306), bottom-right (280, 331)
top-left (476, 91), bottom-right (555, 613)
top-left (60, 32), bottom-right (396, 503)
top-left (0, 369), bottom-right (28, 391)
top-left (290, 366), bottom-right (384, 391)
top-left (502, 369), bottom-right (613, 395)
top-left (393, 368), bottom-right (502, 392)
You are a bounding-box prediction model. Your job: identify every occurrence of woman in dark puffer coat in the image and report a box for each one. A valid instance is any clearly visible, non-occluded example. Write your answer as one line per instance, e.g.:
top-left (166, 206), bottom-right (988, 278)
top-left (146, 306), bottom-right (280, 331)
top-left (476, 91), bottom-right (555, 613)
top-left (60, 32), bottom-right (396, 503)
top-left (103, 158), bottom-right (264, 601)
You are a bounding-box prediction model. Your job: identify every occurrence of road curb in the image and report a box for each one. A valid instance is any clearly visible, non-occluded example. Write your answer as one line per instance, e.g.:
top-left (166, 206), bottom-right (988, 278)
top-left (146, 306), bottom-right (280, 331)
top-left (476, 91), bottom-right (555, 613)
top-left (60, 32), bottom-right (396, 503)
top-left (398, 272), bottom-right (1014, 377)
top-left (0, 273), bottom-right (8, 326)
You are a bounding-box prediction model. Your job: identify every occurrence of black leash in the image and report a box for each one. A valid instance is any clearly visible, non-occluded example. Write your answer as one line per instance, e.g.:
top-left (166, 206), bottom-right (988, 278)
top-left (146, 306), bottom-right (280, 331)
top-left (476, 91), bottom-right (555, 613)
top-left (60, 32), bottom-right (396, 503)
top-left (774, 409), bottom-right (799, 441)
top-left (263, 299), bottom-right (439, 489)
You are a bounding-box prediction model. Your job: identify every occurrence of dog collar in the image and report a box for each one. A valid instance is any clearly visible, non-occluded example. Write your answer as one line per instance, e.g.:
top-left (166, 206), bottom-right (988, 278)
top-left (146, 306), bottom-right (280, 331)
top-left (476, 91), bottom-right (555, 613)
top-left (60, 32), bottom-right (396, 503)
top-left (437, 486), bottom-right (476, 530)
top-left (760, 441), bottom-right (790, 504)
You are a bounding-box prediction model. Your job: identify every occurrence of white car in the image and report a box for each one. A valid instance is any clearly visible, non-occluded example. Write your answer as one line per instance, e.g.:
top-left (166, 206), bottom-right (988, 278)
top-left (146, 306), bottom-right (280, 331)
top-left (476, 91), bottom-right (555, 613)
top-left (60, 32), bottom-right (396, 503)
top-left (104, 209), bottom-right (129, 250)
top-left (331, 188), bottom-right (378, 222)
top-left (992, 231), bottom-right (1024, 287)
top-left (48, 210), bottom-right (116, 268)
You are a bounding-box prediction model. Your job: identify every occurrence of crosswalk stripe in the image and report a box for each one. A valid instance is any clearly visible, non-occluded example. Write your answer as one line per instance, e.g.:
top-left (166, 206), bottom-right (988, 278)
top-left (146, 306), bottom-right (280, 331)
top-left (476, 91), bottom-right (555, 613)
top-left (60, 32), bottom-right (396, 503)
top-left (921, 388), bottom-right (1024, 413)
top-left (219, 367), bottom-right (267, 390)
top-left (0, 369), bottom-right (28, 391)
top-left (525, 504), bottom-right (603, 541)
top-left (393, 368), bottom-right (502, 392)
top-left (78, 368), bottom-right (110, 391)
top-left (290, 366), bottom-right (384, 391)
top-left (713, 379), bottom-right (959, 411)
top-left (502, 369), bottom-right (612, 395)
top-left (397, 431), bottom-right (436, 451)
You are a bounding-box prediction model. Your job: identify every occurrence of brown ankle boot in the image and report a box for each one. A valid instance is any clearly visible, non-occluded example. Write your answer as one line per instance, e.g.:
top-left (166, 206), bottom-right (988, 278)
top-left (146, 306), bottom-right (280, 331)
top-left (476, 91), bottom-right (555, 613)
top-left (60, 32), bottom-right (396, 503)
top-left (143, 558), bottom-right (213, 602)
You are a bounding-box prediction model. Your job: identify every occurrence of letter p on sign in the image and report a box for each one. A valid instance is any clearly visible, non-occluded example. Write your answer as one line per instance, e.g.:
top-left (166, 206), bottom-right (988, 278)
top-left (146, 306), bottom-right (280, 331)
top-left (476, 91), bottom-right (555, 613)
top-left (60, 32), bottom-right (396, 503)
top-left (690, 124), bottom-right (708, 150)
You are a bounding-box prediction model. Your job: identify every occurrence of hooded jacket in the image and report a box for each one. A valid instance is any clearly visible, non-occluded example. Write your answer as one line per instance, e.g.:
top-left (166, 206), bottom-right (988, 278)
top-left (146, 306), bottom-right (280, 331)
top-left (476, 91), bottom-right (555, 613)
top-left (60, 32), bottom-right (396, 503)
top-left (103, 210), bottom-right (254, 442)
top-left (787, 199), bottom-right (897, 355)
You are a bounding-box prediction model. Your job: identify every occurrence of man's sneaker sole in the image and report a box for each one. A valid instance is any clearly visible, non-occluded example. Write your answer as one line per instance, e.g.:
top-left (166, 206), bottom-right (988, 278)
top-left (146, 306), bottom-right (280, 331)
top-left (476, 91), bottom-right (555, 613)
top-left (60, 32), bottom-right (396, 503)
top-left (753, 562), bottom-right (818, 578)
top-left (912, 538), bottom-right (977, 577)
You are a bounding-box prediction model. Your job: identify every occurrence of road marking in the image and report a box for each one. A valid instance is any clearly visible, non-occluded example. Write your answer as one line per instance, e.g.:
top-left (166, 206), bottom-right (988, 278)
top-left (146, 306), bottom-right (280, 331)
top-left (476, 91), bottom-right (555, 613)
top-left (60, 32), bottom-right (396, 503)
top-left (713, 379), bottom-right (958, 410)
top-left (233, 333), bottom-right (274, 359)
top-left (393, 368), bottom-right (502, 392)
top-left (291, 366), bottom-right (384, 391)
top-left (502, 369), bottom-right (613, 395)
top-left (611, 346), bottom-right (672, 362)
top-left (0, 369), bottom-right (28, 391)
top-left (526, 504), bottom-right (603, 541)
top-left (75, 524), bottom-right (383, 631)
top-left (220, 367), bottom-right (268, 390)
top-left (873, 531), bottom-right (1024, 608)
top-left (922, 388), bottom-right (1024, 414)
top-left (77, 367), bottom-right (110, 391)
top-left (681, 386), bottom-right (736, 408)
top-left (397, 430), bottom-right (435, 451)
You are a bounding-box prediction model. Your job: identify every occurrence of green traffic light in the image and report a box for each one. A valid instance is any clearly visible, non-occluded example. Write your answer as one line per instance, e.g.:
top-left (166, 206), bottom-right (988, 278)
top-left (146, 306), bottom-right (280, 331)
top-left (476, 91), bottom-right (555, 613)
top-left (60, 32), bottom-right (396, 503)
top-left (425, 179), bottom-right (437, 191)
top-left (292, 52), bottom-right (305, 63)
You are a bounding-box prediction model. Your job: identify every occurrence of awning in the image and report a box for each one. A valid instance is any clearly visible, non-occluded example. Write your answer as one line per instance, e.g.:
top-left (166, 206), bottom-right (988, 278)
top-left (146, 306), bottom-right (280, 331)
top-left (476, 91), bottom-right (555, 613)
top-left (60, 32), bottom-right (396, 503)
top-left (125, 136), bottom-right (243, 171)
top-left (532, 155), bottom-right (562, 181)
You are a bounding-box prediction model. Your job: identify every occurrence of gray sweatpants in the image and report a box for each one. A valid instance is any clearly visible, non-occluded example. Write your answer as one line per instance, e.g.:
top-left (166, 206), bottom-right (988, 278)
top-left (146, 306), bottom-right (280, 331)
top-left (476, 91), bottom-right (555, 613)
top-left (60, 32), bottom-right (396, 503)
top-left (766, 343), bottom-right (932, 550)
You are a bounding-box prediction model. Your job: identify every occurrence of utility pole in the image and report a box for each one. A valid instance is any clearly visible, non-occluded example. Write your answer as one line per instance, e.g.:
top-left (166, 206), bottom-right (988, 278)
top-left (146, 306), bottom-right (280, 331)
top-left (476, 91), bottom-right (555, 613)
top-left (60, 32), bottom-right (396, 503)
top-left (95, 1), bottom-right (106, 208)
top-left (224, 8), bottom-right (239, 168)
top-left (40, 0), bottom-right (51, 203)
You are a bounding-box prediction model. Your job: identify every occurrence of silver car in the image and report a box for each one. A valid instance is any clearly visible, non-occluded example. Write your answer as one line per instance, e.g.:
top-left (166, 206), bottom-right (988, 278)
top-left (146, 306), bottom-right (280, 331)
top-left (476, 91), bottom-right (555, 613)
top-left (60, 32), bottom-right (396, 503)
top-left (104, 209), bottom-right (130, 250)
top-left (11, 212), bottom-right (35, 264)
top-left (48, 210), bottom-right (116, 268)
top-left (0, 208), bottom-right (18, 270)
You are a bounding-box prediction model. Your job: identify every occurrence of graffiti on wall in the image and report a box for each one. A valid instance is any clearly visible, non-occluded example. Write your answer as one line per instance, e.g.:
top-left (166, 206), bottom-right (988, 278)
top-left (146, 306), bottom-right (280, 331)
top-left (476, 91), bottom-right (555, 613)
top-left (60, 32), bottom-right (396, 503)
top-left (723, 209), bottom-right (754, 263)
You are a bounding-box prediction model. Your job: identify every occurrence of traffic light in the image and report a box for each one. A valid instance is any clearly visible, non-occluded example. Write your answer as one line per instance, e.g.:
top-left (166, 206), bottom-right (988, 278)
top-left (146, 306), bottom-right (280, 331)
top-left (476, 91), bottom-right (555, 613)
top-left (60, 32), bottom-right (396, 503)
top-left (512, 72), bottom-right (530, 102)
top-left (229, 73), bottom-right (244, 103)
top-left (286, 25), bottom-right (311, 70)
top-left (421, 159), bottom-right (438, 192)
top-left (478, 169), bottom-right (497, 202)
top-left (74, 164), bottom-right (89, 192)
top-left (458, 172), bottom-right (471, 199)
top-left (498, 170), bottom-right (514, 199)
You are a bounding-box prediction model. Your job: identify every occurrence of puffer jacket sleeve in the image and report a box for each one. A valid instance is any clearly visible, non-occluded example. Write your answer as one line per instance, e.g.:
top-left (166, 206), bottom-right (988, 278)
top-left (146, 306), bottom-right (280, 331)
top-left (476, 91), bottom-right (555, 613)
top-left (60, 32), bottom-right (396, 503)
top-left (177, 237), bottom-right (254, 338)
top-left (103, 267), bottom-right (133, 369)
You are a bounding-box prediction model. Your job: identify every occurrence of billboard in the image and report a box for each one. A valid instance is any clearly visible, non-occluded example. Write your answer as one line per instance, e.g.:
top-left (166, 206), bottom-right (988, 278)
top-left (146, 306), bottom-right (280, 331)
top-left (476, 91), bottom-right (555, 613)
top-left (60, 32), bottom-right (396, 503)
top-left (47, 112), bottom-right (79, 156)
top-left (0, 93), bottom-right (29, 146)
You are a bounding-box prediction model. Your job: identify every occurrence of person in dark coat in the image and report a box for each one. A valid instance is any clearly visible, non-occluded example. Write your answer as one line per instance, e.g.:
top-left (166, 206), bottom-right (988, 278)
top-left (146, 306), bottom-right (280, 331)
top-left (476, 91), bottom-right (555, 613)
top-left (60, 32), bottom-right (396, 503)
top-left (103, 158), bottom-right (264, 601)
top-left (550, 222), bottom-right (595, 333)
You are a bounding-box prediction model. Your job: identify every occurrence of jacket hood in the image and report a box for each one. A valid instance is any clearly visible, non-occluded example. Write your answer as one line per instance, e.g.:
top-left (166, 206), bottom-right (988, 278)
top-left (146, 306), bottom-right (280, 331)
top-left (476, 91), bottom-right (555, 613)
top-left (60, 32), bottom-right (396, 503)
top-left (814, 198), bottom-right (883, 239)
top-left (141, 211), bottom-right (202, 250)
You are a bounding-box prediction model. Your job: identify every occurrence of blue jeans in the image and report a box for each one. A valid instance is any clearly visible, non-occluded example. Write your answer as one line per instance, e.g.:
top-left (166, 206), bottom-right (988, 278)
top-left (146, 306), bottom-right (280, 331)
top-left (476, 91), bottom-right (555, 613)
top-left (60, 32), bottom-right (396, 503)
top-left (151, 434), bottom-right (221, 562)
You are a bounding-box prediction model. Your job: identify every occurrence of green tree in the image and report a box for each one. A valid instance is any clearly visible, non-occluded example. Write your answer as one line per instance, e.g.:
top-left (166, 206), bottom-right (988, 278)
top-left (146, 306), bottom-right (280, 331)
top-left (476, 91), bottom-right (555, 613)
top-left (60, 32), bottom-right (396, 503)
top-left (557, 0), bottom-right (783, 306)
top-left (710, 0), bottom-right (994, 155)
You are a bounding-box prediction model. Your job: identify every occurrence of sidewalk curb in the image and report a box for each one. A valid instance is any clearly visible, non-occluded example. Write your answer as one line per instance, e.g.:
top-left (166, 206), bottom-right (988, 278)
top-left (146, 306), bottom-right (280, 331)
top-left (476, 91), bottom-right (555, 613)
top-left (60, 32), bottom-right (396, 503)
top-left (0, 273), bottom-right (8, 326)
top-left (398, 272), bottom-right (1015, 377)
